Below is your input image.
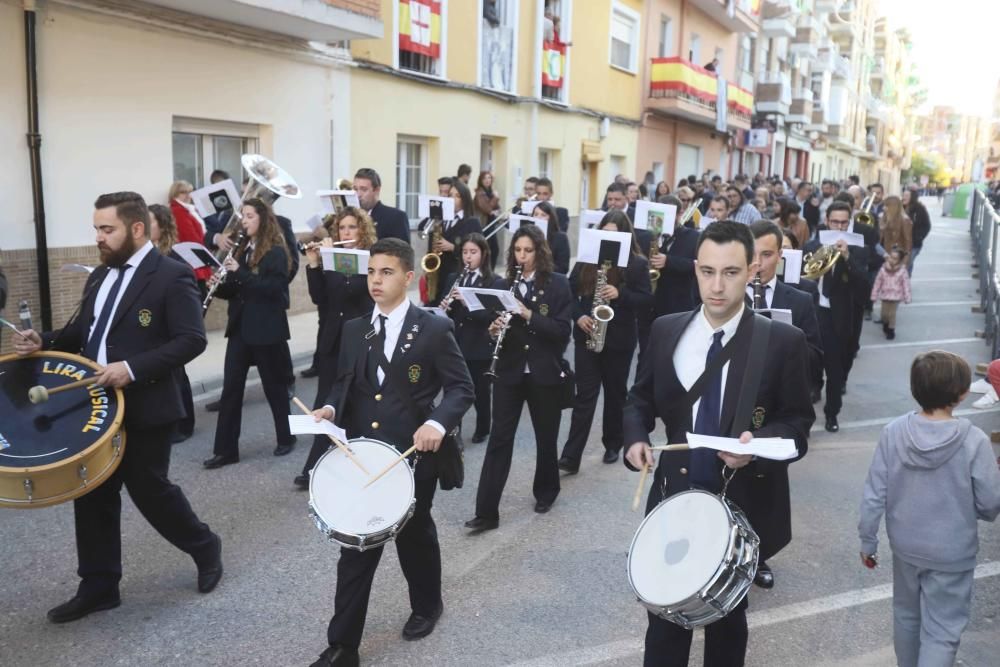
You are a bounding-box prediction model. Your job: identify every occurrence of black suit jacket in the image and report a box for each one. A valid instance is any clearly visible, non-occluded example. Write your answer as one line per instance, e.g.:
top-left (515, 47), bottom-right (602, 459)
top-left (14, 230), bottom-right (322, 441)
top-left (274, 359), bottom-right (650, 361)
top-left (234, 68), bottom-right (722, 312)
top-left (653, 225), bottom-right (700, 317)
top-left (204, 211), bottom-right (298, 285)
top-left (371, 201), bottom-right (411, 244)
top-left (202, 210), bottom-right (232, 249)
top-left (214, 245), bottom-right (291, 346)
top-left (276, 215), bottom-right (300, 284)
top-left (549, 230), bottom-right (570, 274)
top-left (492, 272), bottom-right (573, 385)
top-left (771, 281), bottom-right (823, 385)
top-left (44, 248), bottom-right (207, 429)
top-left (803, 234), bottom-right (871, 339)
top-left (555, 206), bottom-right (570, 233)
top-left (623, 308), bottom-right (815, 560)
top-left (569, 254), bottom-right (653, 352)
top-left (306, 265), bottom-right (374, 355)
top-left (326, 304), bottom-right (474, 479)
top-left (441, 271), bottom-right (505, 360)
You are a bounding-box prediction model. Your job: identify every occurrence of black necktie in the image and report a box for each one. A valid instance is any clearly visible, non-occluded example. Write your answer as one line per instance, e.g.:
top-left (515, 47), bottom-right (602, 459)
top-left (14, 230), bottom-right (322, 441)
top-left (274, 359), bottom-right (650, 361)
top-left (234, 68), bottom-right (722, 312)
top-left (691, 330), bottom-right (725, 492)
top-left (521, 280), bottom-right (534, 302)
top-left (83, 264), bottom-right (130, 361)
top-left (463, 272), bottom-right (475, 287)
top-left (366, 315), bottom-right (388, 387)
top-left (821, 273), bottom-right (833, 298)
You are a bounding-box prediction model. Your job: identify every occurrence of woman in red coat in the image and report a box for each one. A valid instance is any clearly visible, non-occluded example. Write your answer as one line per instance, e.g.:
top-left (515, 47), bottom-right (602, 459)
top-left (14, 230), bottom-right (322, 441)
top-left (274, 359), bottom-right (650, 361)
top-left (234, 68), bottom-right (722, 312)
top-left (169, 180), bottom-right (213, 291)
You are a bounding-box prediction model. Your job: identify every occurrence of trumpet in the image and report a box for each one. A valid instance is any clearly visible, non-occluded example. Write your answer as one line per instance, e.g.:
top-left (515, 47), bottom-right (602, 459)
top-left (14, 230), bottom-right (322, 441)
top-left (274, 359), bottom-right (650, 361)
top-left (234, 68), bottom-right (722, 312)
top-left (485, 264), bottom-right (524, 380)
top-left (854, 195), bottom-right (875, 226)
top-left (203, 229), bottom-right (248, 314)
top-left (439, 263), bottom-right (472, 312)
top-left (801, 244), bottom-right (845, 280)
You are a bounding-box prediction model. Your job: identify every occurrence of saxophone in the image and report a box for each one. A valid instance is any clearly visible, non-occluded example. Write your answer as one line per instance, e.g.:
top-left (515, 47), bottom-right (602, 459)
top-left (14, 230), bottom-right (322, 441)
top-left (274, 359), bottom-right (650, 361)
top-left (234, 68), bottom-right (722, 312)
top-left (585, 260), bottom-right (616, 353)
top-left (485, 264), bottom-right (524, 379)
top-left (420, 220), bottom-right (444, 303)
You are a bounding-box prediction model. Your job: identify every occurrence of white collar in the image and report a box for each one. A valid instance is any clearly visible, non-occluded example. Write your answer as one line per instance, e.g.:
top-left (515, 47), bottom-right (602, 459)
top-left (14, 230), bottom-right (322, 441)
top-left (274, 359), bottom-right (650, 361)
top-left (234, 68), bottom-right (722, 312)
top-left (697, 303), bottom-right (744, 339)
top-left (371, 298), bottom-right (410, 326)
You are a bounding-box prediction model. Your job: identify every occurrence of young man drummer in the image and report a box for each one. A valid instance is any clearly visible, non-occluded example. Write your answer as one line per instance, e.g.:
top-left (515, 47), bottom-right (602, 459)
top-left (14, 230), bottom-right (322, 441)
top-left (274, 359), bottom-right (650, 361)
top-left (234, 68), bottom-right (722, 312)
top-left (308, 238), bottom-right (474, 667)
top-left (622, 221), bottom-right (814, 666)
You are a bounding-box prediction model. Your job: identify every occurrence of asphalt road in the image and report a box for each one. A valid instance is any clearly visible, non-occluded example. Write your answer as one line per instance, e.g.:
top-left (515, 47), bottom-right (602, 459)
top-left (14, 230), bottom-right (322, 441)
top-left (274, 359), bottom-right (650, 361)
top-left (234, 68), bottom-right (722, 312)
top-left (2, 203), bottom-right (998, 666)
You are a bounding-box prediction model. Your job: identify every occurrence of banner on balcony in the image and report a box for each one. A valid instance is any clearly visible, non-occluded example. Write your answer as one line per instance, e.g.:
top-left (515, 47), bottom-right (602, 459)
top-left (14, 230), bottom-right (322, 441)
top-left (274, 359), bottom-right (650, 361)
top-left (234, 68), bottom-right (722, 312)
top-left (542, 41), bottom-right (565, 88)
top-left (399, 0), bottom-right (442, 58)
top-left (726, 84), bottom-right (753, 116)
top-left (649, 57), bottom-right (717, 104)
top-left (715, 76), bottom-right (728, 132)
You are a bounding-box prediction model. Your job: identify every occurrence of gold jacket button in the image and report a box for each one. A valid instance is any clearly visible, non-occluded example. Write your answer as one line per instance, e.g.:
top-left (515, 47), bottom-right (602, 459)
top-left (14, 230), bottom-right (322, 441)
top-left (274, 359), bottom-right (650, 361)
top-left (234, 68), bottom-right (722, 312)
top-left (679, 467), bottom-right (688, 475)
top-left (374, 394), bottom-right (382, 401)
top-left (371, 421), bottom-right (380, 429)
top-left (523, 344), bottom-right (530, 350)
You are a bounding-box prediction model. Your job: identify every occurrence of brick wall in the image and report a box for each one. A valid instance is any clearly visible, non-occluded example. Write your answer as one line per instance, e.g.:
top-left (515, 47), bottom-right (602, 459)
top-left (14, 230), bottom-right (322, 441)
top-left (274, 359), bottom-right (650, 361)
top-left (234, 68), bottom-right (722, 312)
top-left (325, 0), bottom-right (381, 19)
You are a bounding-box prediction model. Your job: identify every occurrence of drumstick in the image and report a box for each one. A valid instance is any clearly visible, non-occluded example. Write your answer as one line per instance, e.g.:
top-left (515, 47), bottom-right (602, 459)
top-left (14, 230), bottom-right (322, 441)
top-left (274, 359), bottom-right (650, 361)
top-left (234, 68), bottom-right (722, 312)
top-left (291, 396), bottom-right (370, 475)
top-left (0, 316), bottom-right (30, 340)
top-left (651, 443), bottom-right (690, 451)
top-left (363, 444), bottom-right (418, 489)
top-left (27, 377), bottom-right (96, 404)
top-left (631, 463), bottom-right (651, 512)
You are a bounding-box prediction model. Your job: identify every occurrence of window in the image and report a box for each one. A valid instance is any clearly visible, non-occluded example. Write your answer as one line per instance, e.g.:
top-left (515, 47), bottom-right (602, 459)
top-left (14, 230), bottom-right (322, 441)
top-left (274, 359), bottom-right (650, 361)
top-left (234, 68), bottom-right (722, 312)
top-left (541, 0), bottom-right (572, 103)
top-left (171, 118), bottom-right (259, 188)
top-left (481, 137), bottom-right (495, 172)
top-left (658, 15), bottom-right (673, 58)
top-left (396, 138), bottom-right (427, 221)
top-left (609, 2), bottom-right (640, 73)
top-left (610, 154), bottom-right (626, 180)
top-left (480, 0), bottom-right (518, 93)
top-left (398, 0), bottom-right (446, 77)
top-left (538, 149), bottom-right (554, 180)
top-left (689, 34), bottom-right (701, 65)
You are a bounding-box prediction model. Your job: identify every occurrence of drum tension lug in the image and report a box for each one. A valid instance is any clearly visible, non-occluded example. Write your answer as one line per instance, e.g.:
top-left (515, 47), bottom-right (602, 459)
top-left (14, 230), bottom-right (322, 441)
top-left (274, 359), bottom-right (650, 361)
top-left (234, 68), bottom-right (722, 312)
top-left (112, 433), bottom-right (122, 454)
top-left (23, 479), bottom-right (34, 502)
top-left (78, 464), bottom-right (88, 485)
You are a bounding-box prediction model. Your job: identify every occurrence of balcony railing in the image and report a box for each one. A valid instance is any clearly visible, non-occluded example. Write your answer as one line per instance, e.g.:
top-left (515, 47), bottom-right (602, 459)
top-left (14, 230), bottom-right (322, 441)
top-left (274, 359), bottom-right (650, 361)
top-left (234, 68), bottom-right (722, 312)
top-left (789, 90), bottom-right (814, 124)
top-left (648, 57), bottom-right (753, 130)
top-left (761, 1), bottom-right (797, 39)
top-left (755, 71), bottom-right (792, 115)
top-left (805, 104), bottom-right (828, 132)
top-left (790, 24), bottom-right (821, 58)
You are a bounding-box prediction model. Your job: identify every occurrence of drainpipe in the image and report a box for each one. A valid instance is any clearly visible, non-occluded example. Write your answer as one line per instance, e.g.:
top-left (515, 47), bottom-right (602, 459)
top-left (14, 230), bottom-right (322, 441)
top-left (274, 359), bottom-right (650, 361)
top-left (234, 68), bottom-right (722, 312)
top-left (24, 0), bottom-right (52, 331)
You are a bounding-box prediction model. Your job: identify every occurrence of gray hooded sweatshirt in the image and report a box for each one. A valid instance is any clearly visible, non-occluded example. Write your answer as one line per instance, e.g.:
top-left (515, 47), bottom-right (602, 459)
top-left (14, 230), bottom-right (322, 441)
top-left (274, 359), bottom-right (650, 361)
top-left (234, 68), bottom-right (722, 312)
top-left (858, 412), bottom-right (1000, 572)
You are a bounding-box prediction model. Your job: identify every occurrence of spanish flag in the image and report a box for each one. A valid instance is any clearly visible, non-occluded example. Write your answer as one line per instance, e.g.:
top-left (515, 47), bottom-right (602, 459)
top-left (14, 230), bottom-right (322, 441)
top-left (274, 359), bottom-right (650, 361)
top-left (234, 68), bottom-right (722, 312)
top-left (542, 40), bottom-right (566, 88)
top-left (399, 0), bottom-right (442, 58)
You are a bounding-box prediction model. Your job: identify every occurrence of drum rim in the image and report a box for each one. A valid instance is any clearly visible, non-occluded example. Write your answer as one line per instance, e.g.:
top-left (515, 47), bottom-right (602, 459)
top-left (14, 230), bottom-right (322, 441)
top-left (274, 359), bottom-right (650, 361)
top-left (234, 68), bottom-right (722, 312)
top-left (0, 351), bottom-right (126, 474)
top-left (626, 489), bottom-right (738, 610)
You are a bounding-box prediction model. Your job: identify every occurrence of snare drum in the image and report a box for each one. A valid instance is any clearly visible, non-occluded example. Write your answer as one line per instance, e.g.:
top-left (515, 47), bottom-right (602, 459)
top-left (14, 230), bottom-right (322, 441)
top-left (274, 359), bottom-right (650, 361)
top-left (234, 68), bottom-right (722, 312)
top-left (309, 437), bottom-right (416, 551)
top-left (627, 490), bottom-right (759, 629)
top-left (0, 352), bottom-right (126, 508)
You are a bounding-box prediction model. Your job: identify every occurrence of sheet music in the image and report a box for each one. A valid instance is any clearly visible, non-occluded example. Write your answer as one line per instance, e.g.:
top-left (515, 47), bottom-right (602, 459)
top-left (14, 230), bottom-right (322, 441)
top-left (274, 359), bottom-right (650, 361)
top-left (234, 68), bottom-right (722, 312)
top-left (684, 433), bottom-right (798, 461)
top-left (288, 415), bottom-right (347, 443)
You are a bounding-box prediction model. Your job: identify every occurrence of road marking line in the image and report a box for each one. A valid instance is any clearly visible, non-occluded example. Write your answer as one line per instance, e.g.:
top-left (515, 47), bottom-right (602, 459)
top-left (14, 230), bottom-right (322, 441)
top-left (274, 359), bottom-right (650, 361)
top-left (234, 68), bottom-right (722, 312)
top-left (910, 277), bottom-right (976, 282)
top-left (811, 404), bottom-right (1000, 433)
top-left (900, 301), bottom-right (978, 307)
top-left (508, 562), bottom-right (1000, 666)
top-left (861, 337), bottom-right (980, 350)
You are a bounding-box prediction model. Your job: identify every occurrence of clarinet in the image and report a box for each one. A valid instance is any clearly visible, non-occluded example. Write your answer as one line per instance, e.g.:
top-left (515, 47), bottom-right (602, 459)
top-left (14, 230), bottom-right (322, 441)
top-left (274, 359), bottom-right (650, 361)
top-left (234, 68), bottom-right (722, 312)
top-left (202, 229), bottom-right (248, 315)
top-left (752, 271), bottom-right (765, 311)
top-left (440, 263), bottom-right (472, 313)
top-left (484, 264), bottom-right (524, 379)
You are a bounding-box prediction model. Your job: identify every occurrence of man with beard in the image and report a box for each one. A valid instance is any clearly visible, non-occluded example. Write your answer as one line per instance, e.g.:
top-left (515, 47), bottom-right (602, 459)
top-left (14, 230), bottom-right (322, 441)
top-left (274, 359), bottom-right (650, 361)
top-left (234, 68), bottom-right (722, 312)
top-left (11, 192), bottom-right (222, 622)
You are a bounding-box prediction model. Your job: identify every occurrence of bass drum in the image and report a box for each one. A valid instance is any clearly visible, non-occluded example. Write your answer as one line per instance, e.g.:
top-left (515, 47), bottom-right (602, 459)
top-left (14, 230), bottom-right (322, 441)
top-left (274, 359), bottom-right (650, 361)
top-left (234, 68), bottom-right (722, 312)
top-left (0, 352), bottom-right (126, 508)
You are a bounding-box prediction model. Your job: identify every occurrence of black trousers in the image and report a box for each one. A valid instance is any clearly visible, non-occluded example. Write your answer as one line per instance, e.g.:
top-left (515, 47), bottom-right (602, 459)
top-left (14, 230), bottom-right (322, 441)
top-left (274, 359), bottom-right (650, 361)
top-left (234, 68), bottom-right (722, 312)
top-left (327, 476), bottom-right (441, 649)
top-left (642, 473), bottom-right (749, 667)
top-left (213, 334), bottom-right (295, 458)
top-left (475, 376), bottom-right (561, 519)
top-left (561, 345), bottom-right (633, 464)
top-left (74, 426), bottom-right (215, 596)
top-left (302, 348), bottom-right (341, 475)
top-left (637, 316), bottom-right (653, 374)
top-left (818, 308), bottom-right (851, 419)
top-left (279, 339), bottom-right (295, 386)
top-left (467, 358), bottom-right (492, 437)
top-left (176, 368), bottom-right (195, 438)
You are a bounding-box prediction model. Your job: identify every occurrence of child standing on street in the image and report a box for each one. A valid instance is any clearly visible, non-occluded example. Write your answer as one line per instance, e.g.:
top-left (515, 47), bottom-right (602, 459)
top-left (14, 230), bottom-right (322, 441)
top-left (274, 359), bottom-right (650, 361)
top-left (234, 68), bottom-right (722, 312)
top-left (859, 351), bottom-right (1000, 667)
top-left (870, 247), bottom-right (911, 340)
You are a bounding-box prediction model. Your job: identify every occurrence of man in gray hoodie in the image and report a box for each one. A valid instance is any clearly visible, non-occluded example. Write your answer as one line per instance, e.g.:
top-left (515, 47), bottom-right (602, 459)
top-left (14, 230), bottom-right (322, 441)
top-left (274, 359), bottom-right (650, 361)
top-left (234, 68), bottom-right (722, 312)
top-left (859, 350), bottom-right (1000, 667)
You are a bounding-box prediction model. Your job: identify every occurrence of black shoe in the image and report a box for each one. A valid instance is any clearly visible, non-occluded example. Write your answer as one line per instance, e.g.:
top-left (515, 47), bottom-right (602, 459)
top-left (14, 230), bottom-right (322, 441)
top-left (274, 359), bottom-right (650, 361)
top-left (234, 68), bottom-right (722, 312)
top-left (557, 457), bottom-right (579, 474)
top-left (309, 644), bottom-right (359, 667)
top-left (471, 432), bottom-right (489, 444)
top-left (602, 450), bottom-right (620, 464)
top-left (402, 605), bottom-right (443, 641)
top-left (294, 473), bottom-right (310, 490)
top-left (196, 534), bottom-right (223, 593)
top-left (825, 416), bottom-right (839, 433)
top-left (534, 500), bottom-right (553, 514)
top-left (203, 454), bottom-right (238, 469)
top-left (754, 561), bottom-right (774, 589)
top-left (300, 367), bottom-right (320, 379)
top-left (274, 439), bottom-right (296, 457)
top-left (205, 399), bottom-right (221, 413)
top-left (887, 328), bottom-right (896, 340)
top-left (47, 590), bottom-right (121, 624)
top-left (464, 516), bottom-right (499, 532)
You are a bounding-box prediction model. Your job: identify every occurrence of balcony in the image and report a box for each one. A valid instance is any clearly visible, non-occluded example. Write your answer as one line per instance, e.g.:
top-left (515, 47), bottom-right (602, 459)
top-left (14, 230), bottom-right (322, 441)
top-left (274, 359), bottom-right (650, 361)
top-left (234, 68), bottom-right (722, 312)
top-left (761, 1), bottom-right (797, 39)
top-left (866, 94), bottom-right (889, 123)
top-left (755, 71), bottom-right (792, 115)
top-left (143, 0), bottom-right (383, 40)
top-left (829, 2), bottom-right (859, 40)
top-left (833, 54), bottom-right (852, 81)
top-left (805, 105), bottom-right (828, 132)
top-left (815, 0), bottom-right (839, 11)
top-left (788, 91), bottom-right (814, 124)
top-left (688, 0), bottom-right (761, 33)
top-left (647, 58), bottom-right (753, 131)
top-left (814, 45), bottom-right (836, 71)
top-left (790, 18), bottom-right (822, 58)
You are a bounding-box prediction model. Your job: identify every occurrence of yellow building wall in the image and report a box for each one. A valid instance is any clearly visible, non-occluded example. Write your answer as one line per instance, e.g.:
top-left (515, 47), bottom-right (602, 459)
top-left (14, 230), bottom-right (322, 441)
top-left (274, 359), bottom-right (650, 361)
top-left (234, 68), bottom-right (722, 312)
top-left (351, 0), bottom-right (395, 65)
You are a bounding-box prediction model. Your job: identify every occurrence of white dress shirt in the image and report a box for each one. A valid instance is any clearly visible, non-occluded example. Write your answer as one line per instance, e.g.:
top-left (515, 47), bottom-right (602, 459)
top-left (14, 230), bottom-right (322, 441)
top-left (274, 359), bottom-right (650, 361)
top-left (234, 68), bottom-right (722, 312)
top-left (88, 240), bottom-right (154, 378)
top-left (745, 275), bottom-right (777, 309)
top-left (518, 271), bottom-right (536, 374)
top-left (673, 305), bottom-right (744, 428)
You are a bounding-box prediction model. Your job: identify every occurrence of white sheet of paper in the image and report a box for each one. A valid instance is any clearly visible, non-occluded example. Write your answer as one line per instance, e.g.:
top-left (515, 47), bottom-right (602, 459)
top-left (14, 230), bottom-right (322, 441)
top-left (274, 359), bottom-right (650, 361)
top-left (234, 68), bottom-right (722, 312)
top-left (755, 308), bottom-right (793, 325)
top-left (578, 229), bottom-right (632, 268)
top-left (633, 200), bottom-right (677, 235)
top-left (60, 263), bottom-right (95, 274)
top-left (458, 287), bottom-right (522, 313)
top-left (288, 415), bottom-right (347, 443)
top-left (579, 209), bottom-right (605, 230)
top-left (507, 213), bottom-right (548, 237)
top-left (819, 230), bottom-right (865, 247)
top-left (685, 433), bottom-right (799, 461)
top-left (173, 242), bottom-right (222, 269)
top-left (320, 247), bottom-right (370, 274)
top-left (191, 179), bottom-right (241, 218)
top-left (781, 249), bottom-right (803, 283)
top-left (317, 190), bottom-right (360, 215)
top-left (418, 195), bottom-right (456, 221)
top-left (304, 212), bottom-right (325, 232)
top-left (520, 200), bottom-right (541, 215)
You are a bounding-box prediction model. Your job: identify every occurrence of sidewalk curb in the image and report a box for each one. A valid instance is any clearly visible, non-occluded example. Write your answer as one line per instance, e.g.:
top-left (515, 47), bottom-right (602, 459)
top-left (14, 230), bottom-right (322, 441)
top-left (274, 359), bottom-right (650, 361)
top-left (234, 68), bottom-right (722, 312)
top-left (189, 350), bottom-right (315, 402)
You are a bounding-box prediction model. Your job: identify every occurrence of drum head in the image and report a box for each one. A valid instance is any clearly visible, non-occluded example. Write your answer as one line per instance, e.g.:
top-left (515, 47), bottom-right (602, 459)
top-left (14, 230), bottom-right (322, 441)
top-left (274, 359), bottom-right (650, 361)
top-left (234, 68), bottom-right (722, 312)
top-left (310, 438), bottom-right (415, 536)
top-left (0, 353), bottom-right (124, 470)
top-left (629, 491), bottom-right (731, 606)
